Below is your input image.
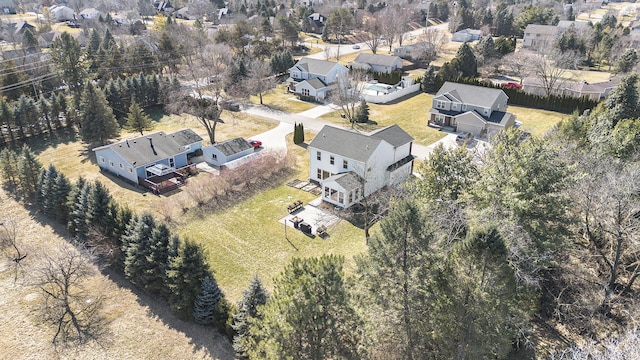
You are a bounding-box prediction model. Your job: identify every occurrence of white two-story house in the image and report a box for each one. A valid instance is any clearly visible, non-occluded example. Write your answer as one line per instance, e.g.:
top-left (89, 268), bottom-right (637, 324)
top-left (287, 57), bottom-right (349, 102)
top-left (428, 82), bottom-right (516, 137)
top-left (308, 125), bottom-right (414, 208)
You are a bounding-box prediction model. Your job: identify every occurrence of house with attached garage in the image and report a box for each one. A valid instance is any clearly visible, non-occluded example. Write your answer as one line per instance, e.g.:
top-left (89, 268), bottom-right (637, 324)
top-left (428, 82), bottom-right (516, 137)
top-left (92, 129), bottom-right (202, 193)
top-left (287, 58), bottom-right (348, 102)
top-left (309, 125), bottom-right (414, 209)
top-left (202, 137), bottom-right (254, 167)
top-left (349, 53), bottom-right (403, 73)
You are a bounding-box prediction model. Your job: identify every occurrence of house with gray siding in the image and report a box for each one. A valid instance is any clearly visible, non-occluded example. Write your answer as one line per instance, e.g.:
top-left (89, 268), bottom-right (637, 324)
top-left (349, 53), bottom-right (403, 73)
top-left (287, 58), bottom-right (348, 101)
top-left (92, 129), bottom-right (202, 185)
top-left (203, 137), bottom-right (254, 167)
top-left (428, 82), bottom-right (515, 137)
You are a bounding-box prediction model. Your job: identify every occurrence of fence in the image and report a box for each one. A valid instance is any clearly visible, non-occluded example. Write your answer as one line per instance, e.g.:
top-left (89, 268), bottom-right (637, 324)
top-left (363, 83), bottom-right (421, 104)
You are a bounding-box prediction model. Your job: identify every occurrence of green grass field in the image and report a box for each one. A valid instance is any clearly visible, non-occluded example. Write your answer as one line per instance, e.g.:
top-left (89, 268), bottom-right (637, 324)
top-left (320, 92), bottom-right (448, 146)
top-left (508, 105), bottom-right (568, 138)
top-left (249, 85), bottom-right (317, 113)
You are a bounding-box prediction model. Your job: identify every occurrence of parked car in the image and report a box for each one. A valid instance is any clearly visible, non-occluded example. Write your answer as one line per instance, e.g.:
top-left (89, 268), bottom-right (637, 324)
top-left (352, 44), bottom-right (360, 49)
top-left (248, 139), bottom-right (262, 148)
top-left (219, 99), bottom-right (240, 111)
top-left (456, 132), bottom-right (473, 145)
top-left (503, 82), bottom-right (522, 90)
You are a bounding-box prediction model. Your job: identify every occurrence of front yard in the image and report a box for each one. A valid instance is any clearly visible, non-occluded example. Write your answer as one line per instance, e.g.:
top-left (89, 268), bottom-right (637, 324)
top-left (248, 85), bottom-right (317, 113)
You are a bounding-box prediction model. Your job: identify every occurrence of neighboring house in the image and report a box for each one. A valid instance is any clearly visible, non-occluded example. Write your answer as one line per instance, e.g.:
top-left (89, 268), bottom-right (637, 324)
top-left (287, 57), bottom-right (348, 101)
top-left (37, 32), bottom-right (57, 48)
top-left (92, 129), bottom-right (203, 187)
top-left (451, 28), bottom-right (482, 42)
top-left (428, 82), bottom-right (516, 137)
top-left (49, 5), bottom-right (75, 21)
top-left (218, 7), bottom-right (231, 20)
top-left (522, 24), bottom-right (559, 49)
top-left (306, 13), bottom-right (326, 33)
top-left (0, 0), bottom-right (15, 14)
top-left (522, 77), bottom-right (619, 101)
top-left (309, 125), bottom-right (414, 209)
top-left (202, 137), bottom-right (254, 167)
top-left (349, 53), bottom-right (403, 73)
top-left (13, 21), bottom-right (35, 35)
top-left (393, 41), bottom-right (434, 60)
top-left (80, 8), bottom-right (102, 19)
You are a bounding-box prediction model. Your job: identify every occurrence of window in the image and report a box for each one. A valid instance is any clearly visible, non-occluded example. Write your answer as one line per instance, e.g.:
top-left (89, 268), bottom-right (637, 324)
top-left (355, 188), bottom-right (360, 199)
top-left (119, 163), bottom-right (124, 169)
top-left (317, 168), bottom-right (322, 179)
top-left (99, 156), bottom-right (105, 164)
top-left (452, 103), bottom-right (458, 110)
top-left (483, 108), bottom-right (490, 115)
top-left (462, 104), bottom-right (467, 111)
top-left (109, 161), bottom-right (114, 167)
top-left (436, 100), bottom-right (446, 109)
top-left (348, 192), bottom-right (353, 204)
top-left (169, 158), bottom-right (175, 168)
top-left (302, 88), bottom-right (310, 97)
top-left (330, 156), bottom-right (334, 165)
top-left (343, 160), bottom-right (348, 169)
top-left (212, 154), bottom-right (217, 160)
top-left (317, 151), bottom-right (321, 161)
top-left (338, 192), bottom-right (344, 204)
top-left (324, 187), bottom-right (330, 197)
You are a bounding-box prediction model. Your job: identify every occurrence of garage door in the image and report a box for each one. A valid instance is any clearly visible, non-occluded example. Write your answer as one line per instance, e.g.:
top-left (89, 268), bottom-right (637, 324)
top-left (457, 123), bottom-right (483, 137)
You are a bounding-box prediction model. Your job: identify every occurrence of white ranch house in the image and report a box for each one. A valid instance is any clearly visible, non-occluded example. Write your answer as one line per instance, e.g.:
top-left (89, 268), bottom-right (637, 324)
top-left (202, 137), bottom-right (255, 167)
top-left (428, 82), bottom-right (516, 137)
top-left (349, 53), bottom-right (403, 73)
top-left (309, 125), bottom-right (414, 208)
top-left (287, 58), bottom-right (348, 101)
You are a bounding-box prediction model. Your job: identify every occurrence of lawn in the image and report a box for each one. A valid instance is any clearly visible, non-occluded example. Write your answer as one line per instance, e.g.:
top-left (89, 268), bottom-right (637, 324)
top-left (248, 85), bottom-right (317, 113)
top-left (174, 134), bottom-right (367, 302)
top-left (508, 105), bottom-right (568, 138)
top-left (320, 92), bottom-right (448, 146)
top-left (34, 111), bottom-right (279, 212)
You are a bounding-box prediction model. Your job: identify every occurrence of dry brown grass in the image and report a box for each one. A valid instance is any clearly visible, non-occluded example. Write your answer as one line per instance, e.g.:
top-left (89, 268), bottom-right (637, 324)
top-left (0, 190), bottom-right (233, 359)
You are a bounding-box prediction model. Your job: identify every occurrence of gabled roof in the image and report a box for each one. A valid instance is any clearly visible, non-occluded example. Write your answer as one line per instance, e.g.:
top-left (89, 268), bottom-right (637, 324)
top-left (168, 129), bottom-right (203, 147)
top-left (299, 78), bottom-right (328, 90)
top-left (213, 137), bottom-right (252, 156)
top-left (370, 124), bottom-right (414, 147)
top-left (290, 58), bottom-right (344, 77)
top-left (310, 125), bottom-right (412, 162)
top-left (435, 82), bottom-right (507, 108)
top-left (353, 53), bottom-right (402, 67)
top-left (524, 24), bottom-right (558, 35)
top-left (0, 0), bottom-right (15, 8)
top-left (326, 172), bottom-right (362, 192)
top-left (93, 130), bottom-right (201, 167)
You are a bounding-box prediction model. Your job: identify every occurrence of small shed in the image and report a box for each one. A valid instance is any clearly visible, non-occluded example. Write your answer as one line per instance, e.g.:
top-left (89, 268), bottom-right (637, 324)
top-left (451, 28), bottom-right (482, 42)
top-left (203, 138), bottom-right (254, 167)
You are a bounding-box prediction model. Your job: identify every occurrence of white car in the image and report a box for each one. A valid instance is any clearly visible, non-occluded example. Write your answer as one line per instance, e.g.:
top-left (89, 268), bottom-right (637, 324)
top-left (352, 44), bottom-right (360, 49)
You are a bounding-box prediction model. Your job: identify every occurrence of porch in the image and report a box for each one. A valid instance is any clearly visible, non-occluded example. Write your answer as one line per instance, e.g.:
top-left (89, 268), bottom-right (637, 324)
top-left (139, 163), bottom-right (197, 195)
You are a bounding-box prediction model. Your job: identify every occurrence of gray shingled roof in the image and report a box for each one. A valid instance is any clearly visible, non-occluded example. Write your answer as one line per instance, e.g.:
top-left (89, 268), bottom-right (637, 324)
top-left (303, 78), bottom-right (328, 90)
top-left (94, 131), bottom-right (190, 167)
top-left (524, 24), bottom-right (558, 35)
top-left (214, 137), bottom-right (252, 156)
top-left (309, 126), bottom-right (382, 163)
top-left (353, 53), bottom-right (402, 67)
top-left (370, 124), bottom-right (414, 147)
top-left (329, 172), bottom-right (363, 192)
top-left (169, 129), bottom-right (203, 147)
top-left (435, 82), bottom-right (506, 109)
top-left (291, 58), bottom-right (341, 76)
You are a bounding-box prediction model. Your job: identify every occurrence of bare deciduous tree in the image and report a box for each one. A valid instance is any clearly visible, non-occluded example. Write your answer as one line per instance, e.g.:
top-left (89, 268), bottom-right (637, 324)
top-left (246, 60), bottom-right (276, 105)
top-left (0, 217), bottom-right (27, 282)
top-left (363, 14), bottom-right (382, 54)
top-left (34, 246), bottom-right (107, 344)
top-left (414, 27), bottom-right (448, 65)
top-left (330, 70), bottom-right (370, 128)
top-left (529, 51), bottom-right (570, 97)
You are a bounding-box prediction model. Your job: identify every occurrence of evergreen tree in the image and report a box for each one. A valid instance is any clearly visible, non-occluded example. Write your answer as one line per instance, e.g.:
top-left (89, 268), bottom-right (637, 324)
top-left (52, 171), bottom-right (72, 224)
top-left (112, 204), bottom-right (133, 247)
top-left (454, 42), bottom-right (478, 78)
top-left (416, 143), bottom-right (478, 202)
top-left (603, 74), bottom-right (639, 127)
top-left (143, 223), bottom-right (172, 294)
top-left (354, 99), bottom-right (369, 123)
top-left (193, 276), bottom-right (224, 325)
top-left (38, 97), bottom-right (54, 134)
top-left (167, 240), bottom-right (210, 319)
top-left (0, 97), bottom-right (15, 144)
top-left (37, 164), bottom-right (59, 215)
top-left (66, 176), bottom-right (86, 235)
top-left (50, 32), bottom-right (89, 105)
top-left (232, 275), bottom-right (269, 359)
top-left (71, 182), bottom-right (92, 240)
top-left (614, 48), bottom-right (638, 74)
top-left (250, 255), bottom-right (361, 359)
top-left (17, 145), bottom-right (43, 200)
top-left (125, 101), bottom-right (153, 135)
top-left (421, 65), bottom-right (438, 93)
top-left (86, 181), bottom-right (114, 236)
top-left (0, 148), bottom-right (19, 187)
top-left (122, 213), bottom-right (156, 287)
top-left (16, 95), bottom-right (39, 137)
top-left (78, 82), bottom-right (120, 145)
